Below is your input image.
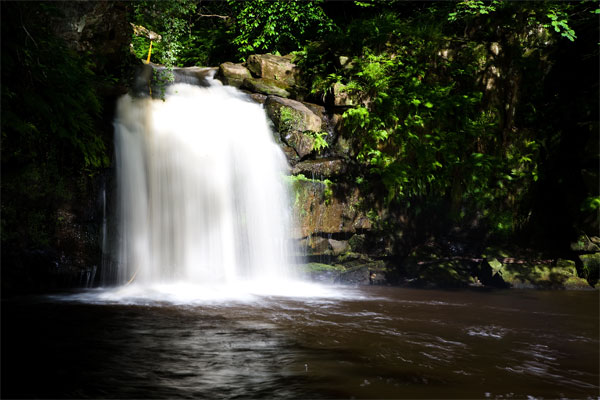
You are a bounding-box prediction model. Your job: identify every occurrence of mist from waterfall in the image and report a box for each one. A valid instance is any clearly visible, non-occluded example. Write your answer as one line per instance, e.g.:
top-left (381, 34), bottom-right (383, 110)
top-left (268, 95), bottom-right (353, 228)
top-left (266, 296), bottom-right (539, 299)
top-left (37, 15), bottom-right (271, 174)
top-left (110, 79), bottom-right (298, 293)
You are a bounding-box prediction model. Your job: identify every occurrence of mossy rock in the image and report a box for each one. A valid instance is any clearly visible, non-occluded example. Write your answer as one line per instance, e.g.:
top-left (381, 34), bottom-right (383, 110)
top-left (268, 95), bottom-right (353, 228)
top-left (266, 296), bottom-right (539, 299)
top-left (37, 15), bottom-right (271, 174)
top-left (348, 234), bottom-right (367, 253)
top-left (579, 253), bottom-right (599, 287)
top-left (497, 260), bottom-right (591, 289)
top-left (570, 235), bottom-right (600, 253)
top-left (291, 158), bottom-right (348, 179)
top-left (241, 77), bottom-right (291, 97)
top-left (300, 263), bottom-right (344, 284)
top-left (302, 262), bottom-right (344, 273)
top-left (414, 260), bottom-right (472, 288)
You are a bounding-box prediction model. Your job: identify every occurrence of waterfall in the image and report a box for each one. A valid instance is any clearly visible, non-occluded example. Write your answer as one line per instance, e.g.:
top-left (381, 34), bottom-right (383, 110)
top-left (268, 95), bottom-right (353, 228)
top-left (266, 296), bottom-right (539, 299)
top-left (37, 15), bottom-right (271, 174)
top-left (111, 77), bottom-right (296, 288)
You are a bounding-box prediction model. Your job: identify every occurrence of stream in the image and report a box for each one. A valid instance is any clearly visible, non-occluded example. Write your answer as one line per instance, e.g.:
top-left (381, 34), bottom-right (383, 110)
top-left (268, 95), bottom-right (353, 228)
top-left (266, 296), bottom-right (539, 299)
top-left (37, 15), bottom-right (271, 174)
top-left (2, 286), bottom-right (598, 398)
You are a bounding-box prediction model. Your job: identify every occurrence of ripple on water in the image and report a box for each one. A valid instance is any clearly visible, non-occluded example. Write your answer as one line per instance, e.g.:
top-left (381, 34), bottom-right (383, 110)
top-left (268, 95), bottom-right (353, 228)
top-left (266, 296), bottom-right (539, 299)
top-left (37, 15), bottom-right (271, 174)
top-left (465, 325), bottom-right (508, 339)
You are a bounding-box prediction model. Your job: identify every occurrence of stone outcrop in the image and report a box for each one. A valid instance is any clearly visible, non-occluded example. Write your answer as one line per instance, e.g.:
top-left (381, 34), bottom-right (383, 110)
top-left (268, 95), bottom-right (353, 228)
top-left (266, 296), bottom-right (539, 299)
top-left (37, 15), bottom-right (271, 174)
top-left (218, 62), bottom-right (251, 88)
top-left (265, 96), bottom-right (322, 158)
top-left (291, 180), bottom-right (371, 238)
top-left (242, 77), bottom-right (291, 98)
top-left (215, 52), bottom-right (596, 289)
top-left (246, 54), bottom-right (298, 87)
top-left (291, 158), bottom-right (348, 178)
top-left (50, 2), bottom-right (132, 72)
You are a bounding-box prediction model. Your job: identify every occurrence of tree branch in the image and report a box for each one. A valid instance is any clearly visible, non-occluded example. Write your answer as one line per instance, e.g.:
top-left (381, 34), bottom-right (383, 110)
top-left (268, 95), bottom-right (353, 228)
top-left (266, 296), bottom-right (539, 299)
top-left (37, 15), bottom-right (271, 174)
top-left (197, 14), bottom-right (229, 20)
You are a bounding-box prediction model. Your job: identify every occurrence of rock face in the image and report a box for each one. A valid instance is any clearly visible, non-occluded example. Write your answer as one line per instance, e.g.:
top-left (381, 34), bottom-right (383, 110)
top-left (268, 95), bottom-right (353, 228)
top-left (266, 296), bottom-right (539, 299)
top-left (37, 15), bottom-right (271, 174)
top-left (290, 180), bottom-right (371, 238)
top-left (291, 158), bottom-right (348, 178)
top-left (50, 2), bottom-right (132, 72)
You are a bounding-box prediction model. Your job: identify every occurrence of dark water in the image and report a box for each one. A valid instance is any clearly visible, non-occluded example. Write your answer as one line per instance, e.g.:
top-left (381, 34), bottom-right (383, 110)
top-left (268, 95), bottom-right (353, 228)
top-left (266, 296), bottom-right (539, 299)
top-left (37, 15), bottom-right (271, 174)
top-left (2, 286), bottom-right (598, 399)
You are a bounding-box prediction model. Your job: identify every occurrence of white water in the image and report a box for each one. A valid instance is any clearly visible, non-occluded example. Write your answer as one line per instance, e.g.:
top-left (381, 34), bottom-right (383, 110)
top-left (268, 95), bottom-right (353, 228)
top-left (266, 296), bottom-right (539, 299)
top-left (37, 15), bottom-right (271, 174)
top-left (112, 79), bottom-right (299, 295)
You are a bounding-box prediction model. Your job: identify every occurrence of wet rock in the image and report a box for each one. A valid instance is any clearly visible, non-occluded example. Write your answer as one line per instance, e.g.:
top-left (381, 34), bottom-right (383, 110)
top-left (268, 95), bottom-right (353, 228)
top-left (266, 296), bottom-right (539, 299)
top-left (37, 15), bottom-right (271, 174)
top-left (280, 144), bottom-right (300, 164)
top-left (246, 53), bottom-right (298, 87)
top-left (291, 158), bottom-right (348, 178)
top-left (300, 263), bottom-right (343, 284)
top-left (218, 62), bottom-right (251, 88)
top-left (335, 266), bottom-right (370, 285)
top-left (242, 77), bottom-right (291, 97)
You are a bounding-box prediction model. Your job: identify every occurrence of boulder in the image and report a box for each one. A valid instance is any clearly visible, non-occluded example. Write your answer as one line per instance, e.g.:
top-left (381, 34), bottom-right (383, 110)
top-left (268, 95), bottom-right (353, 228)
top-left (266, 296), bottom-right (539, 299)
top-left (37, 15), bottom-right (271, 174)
top-left (487, 258), bottom-right (591, 289)
top-left (328, 239), bottom-right (349, 255)
top-left (218, 62), bottom-right (251, 88)
top-left (300, 263), bottom-right (343, 284)
top-left (246, 54), bottom-right (298, 87)
top-left (265, 96), bottom-right (322, 132)
top-left (579, 253), bottom-right (599, 287)
top-left (300, 236), bottom-right (330, 255)
top-left (335, 266), bottom-right (370, 285)
top-left (242, 77), bottom-right (291, 97)
top-left (285, 132), bottom-right (315, 159)
top-left (334, 260), bottom-right (386, 285)
top-left (291, 158), bottom-right (348, 178)
top-left (265, 96), bottom-right (322, 158)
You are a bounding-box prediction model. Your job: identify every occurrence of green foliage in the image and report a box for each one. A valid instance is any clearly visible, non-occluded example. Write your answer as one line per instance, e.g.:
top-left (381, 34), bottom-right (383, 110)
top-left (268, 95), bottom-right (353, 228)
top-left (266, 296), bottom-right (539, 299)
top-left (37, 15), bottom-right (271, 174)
top-left (226, 0), bottom-right (334, 60)
top-left (130, 0), bottom-right (334, 66)
top-left (132, 0), bottom-right (198, 68)
top-left (310, 132), bottom-right (329, 153)
top-left (545, 8), bottom-right (576, 41)
top-left (1, 3), bottom-right (107, 170)
top-left (1, 3), bottom-right (110, 250)
top-left (278, 107), bottom-right (302, 133)
top-left (448, 0), bottom-right (503, 22)
top-left (297, 1), bottom-right (590, 241)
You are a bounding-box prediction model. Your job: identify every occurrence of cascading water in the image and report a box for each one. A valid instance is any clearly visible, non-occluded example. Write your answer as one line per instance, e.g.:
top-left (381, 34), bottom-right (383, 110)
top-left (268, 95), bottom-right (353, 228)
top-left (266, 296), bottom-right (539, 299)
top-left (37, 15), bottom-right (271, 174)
top-left (111, 74), bottom-right (298, 293)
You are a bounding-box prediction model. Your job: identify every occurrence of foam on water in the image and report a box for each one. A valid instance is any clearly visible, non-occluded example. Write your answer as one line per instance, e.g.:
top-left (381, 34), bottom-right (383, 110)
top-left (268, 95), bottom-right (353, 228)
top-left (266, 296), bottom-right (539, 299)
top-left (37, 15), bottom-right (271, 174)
top-left (51, 281), bottom-right (359, 306)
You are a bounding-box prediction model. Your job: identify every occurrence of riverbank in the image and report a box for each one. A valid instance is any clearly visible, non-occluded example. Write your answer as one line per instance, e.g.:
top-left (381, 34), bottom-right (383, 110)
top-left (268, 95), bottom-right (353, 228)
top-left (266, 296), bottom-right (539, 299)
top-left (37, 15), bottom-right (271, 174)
top-left (299, 234), bottom-right (599, 290)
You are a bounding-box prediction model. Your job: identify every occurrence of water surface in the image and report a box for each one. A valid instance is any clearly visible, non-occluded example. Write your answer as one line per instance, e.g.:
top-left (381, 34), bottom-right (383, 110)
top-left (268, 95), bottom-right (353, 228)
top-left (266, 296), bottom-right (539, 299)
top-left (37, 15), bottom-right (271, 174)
top-left (2, 286), bottom-right (598, 398)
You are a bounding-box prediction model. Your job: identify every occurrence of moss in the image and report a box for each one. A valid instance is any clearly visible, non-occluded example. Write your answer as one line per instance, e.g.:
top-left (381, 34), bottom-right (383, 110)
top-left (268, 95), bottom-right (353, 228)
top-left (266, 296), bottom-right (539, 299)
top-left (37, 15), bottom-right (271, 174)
top-left (279, 106), bottom-right (303, 134)
top-left (302, 262), bottom-right (344, 272)
top-left (579, 253), bottom-right (599, 287)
